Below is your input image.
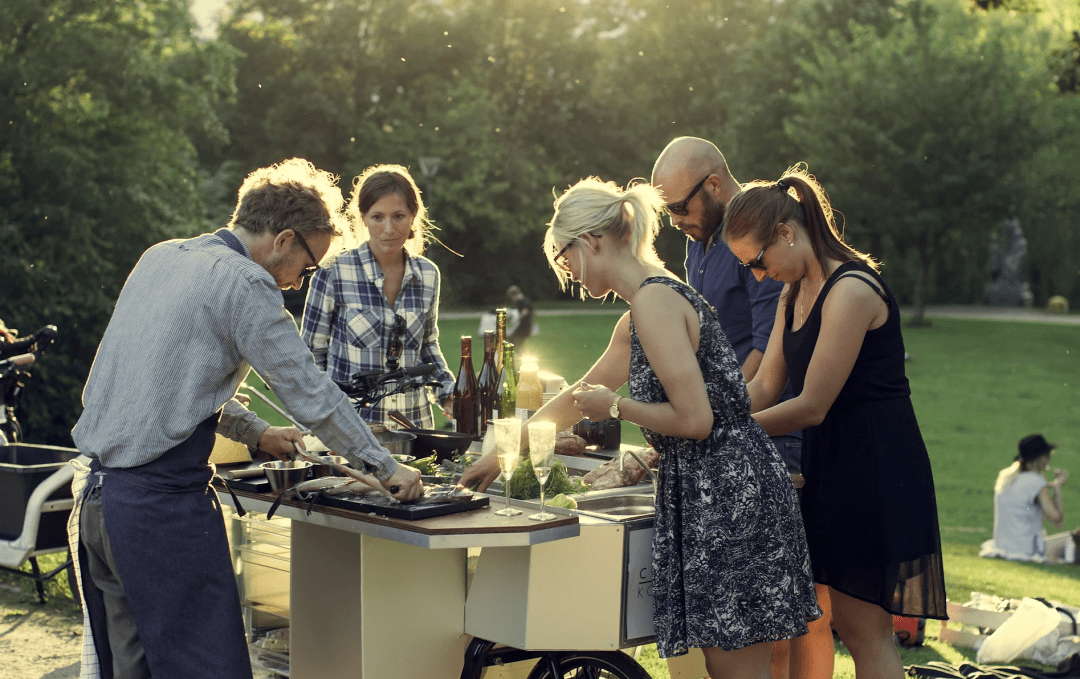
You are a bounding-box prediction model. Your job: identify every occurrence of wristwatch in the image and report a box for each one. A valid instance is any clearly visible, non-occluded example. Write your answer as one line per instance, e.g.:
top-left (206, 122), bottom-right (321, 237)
top-left (609, 396), bottom-right (623, 420)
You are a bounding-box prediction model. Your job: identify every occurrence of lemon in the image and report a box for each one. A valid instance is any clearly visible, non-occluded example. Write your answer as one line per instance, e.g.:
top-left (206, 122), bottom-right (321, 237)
top-left (547, 493), bottom-right (578, 510)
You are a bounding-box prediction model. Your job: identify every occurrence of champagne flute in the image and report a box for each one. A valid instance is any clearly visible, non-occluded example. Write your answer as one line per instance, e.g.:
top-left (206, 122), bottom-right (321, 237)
top-left (492, 417), bottom-right (522, 516)
top-left (527, 421), bottom-right (557, 521)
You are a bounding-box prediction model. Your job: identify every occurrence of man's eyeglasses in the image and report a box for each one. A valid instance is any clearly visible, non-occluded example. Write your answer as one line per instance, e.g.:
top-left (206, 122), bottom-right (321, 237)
top-left (293, 231), bottom-right (320, 279)
top-left (664, 175), bottom-right (710, 216)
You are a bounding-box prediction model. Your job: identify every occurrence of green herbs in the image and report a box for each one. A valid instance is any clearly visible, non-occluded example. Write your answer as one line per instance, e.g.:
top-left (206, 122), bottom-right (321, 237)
top-left (507, 456), bottom-right (589, 500)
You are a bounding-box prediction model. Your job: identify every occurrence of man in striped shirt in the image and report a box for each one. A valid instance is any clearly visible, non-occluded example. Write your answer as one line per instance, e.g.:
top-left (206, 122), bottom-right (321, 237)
top-left (70, 159), bottom-right (421, 679)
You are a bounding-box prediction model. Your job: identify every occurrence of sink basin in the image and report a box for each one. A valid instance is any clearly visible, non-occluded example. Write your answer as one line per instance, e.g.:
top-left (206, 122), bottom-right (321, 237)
top-left (574, 494), bottom-right (655, 518)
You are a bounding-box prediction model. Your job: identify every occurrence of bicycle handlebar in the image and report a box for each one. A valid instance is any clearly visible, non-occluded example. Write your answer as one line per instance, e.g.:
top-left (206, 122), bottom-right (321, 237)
top-left (0, 325), bottom-right (58, 360)
top-left (333, 363), bottom-right (440, 409)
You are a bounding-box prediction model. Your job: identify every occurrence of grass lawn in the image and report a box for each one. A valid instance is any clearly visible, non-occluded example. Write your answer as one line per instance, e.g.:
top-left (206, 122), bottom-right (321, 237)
top-left (6, 311), bottom-right (1075, 678)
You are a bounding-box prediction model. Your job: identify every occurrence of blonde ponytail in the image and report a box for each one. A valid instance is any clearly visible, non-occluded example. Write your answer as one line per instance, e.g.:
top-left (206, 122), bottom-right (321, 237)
top-left (544, 177), bottom-right (665, 295)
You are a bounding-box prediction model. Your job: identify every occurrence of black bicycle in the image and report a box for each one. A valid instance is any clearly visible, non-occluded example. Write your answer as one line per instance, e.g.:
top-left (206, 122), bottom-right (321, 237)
top-left (0, 325), bottom-right (57, 443)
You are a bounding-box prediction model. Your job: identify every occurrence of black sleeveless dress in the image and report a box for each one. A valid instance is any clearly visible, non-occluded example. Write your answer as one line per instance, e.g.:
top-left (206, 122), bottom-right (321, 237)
top-left (783, 261), bottom-right (947, 619)
top-left (629, 277), bottom-right (820, 657)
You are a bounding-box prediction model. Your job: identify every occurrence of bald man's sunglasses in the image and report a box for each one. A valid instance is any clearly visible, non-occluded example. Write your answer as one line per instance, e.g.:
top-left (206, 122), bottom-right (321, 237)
top-left (664, 176), bottom-right (709, 216)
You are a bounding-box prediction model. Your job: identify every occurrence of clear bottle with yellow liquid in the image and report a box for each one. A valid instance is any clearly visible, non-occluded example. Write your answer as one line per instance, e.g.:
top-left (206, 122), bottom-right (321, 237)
top-left (515, 356), bottom-right (543, 421)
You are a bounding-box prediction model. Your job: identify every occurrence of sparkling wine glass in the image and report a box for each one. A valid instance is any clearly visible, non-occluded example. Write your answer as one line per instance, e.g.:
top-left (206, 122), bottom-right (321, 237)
top-left (528, 421), bottom-right (557, 521)
top-left (492, 417), bottom-right (522, 516)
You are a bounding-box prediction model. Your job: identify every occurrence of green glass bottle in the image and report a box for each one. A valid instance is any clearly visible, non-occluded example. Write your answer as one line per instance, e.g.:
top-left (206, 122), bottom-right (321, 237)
top-left (495, 342), bottom-right (517, 420)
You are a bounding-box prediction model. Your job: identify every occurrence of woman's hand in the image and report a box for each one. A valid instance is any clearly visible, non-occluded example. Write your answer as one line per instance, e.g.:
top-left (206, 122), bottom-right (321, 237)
top-left (441, 396), bottom-right (453, 420)
top-left (572, 382), bottom-right (618, 422)
top-left (1052, 468), bottom-right (1069, 490)
top-left (459, 453), bottom-right (501, 492)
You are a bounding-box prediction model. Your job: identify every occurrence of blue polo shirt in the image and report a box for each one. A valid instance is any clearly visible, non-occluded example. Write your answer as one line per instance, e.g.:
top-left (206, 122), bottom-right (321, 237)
top-left (685, 234), bottom-right (800, 420)
top-left (686, 236), bottom-right (782, 365)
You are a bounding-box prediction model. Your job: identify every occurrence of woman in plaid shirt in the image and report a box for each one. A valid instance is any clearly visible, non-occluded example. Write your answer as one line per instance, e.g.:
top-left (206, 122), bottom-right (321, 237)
top-left (301, 165), bottom-right (455, 429)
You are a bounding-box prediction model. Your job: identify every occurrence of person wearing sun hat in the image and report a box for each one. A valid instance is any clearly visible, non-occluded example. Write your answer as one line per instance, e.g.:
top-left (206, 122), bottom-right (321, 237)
top-left (981, 434), bottom-right (1069, 562)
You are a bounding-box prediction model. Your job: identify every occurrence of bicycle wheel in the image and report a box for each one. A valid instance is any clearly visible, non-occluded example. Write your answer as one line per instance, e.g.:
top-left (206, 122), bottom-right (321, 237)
top-left (524, 651), bottom-right (652, 679)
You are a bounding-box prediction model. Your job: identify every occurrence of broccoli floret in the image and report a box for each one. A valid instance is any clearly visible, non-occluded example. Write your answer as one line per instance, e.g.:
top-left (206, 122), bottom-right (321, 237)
top-left (507, 456), bottom-right (589, 500)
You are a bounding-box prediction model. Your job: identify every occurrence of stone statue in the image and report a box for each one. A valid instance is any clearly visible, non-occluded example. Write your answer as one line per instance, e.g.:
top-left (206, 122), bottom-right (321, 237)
top-left (983, 217), bottom-right (1033, 307)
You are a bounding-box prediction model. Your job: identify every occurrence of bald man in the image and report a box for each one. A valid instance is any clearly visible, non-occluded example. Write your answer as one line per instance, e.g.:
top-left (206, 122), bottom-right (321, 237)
top-left (652, 137), bottom-right (800, 472)
top-left (653, 138), bottom-right (838, 679)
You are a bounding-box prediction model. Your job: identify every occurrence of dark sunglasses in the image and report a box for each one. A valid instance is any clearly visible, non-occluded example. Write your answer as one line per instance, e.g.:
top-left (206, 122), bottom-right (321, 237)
top-left (292, 231), bottom-right (320, 279)
top-left (740, 240), bottom-right (774, 271)
top-left (664, 175), bottom-right (710, 216)
top-left (388, 314), bottom-right (406, 360)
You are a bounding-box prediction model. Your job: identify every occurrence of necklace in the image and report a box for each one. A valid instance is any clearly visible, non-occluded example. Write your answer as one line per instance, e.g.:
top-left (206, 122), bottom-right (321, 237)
top-left (797, 274), bottom-right (826, 326)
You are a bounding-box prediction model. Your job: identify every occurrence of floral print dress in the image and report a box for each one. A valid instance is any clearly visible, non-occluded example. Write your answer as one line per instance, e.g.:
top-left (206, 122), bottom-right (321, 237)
top-left (629, 277), bottom-right (820, 657)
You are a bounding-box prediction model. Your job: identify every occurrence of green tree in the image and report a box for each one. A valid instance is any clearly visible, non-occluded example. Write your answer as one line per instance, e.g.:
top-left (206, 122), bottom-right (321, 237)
top-left (214, 0), bottom-right (615, 306)
top-left (724, 0), bottom-right (904, 180)
top-left (1020, 85), bottom-right (1080, 307)
top-left (786, 0), bottom-right (1046, 323)
top-left (972, 0), bottom-right (1080, 309)
top-left (0, 0), bottom-right (236, 443)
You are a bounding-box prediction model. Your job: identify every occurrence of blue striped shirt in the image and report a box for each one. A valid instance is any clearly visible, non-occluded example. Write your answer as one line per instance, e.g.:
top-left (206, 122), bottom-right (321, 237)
top-left (300, 242), bottom-right (455, 430)
top-left (72, 231), bottom-right (398, 480)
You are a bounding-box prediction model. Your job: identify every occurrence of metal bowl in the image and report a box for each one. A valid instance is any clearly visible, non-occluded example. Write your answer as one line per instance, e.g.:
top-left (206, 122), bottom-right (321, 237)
top-left (314, 455), bottom-right (350, 477)
top-left (260, 460), bottom-right (313, 491)
top-left (375, 430), bottom-right (416, 458)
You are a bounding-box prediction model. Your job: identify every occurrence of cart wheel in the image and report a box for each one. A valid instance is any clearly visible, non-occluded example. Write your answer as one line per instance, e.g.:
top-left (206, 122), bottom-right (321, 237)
top-left (524, 651), bottom-right (652, 679)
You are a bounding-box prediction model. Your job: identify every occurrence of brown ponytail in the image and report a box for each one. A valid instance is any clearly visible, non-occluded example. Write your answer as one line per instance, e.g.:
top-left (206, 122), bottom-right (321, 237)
top-left (722, 164), bottom-right (877, 308)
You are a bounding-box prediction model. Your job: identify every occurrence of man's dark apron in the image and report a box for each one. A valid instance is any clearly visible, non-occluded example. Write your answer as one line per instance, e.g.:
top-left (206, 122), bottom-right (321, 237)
top-left (79, 412), bottom-right (251, 679)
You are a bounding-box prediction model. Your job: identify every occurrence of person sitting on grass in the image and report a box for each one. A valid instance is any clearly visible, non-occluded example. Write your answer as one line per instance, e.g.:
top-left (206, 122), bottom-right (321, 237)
top-left (981, 434), bottom-right (1070, 563)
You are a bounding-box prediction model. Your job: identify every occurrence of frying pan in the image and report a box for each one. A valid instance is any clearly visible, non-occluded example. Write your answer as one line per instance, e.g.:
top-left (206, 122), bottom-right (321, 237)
top-left (388, 411), bottom-right (476, 462)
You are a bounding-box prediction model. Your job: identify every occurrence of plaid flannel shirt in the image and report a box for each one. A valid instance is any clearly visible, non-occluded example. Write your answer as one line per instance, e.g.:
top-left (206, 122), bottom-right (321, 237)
top-left (301, 243), bottom-right (455, 430)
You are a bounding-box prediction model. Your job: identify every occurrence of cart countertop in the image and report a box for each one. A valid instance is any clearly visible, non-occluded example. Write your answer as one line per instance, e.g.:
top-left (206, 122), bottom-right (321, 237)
top-left (214, 483), bottom-right (579, 550)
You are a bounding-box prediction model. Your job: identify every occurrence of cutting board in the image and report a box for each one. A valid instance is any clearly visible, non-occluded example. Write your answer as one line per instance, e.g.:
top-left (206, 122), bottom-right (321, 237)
top-left (316, 493), bottom-right (489, 520)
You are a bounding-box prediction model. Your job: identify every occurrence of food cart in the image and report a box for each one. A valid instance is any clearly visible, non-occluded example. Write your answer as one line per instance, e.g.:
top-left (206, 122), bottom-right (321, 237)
top-left (216, 475), bottom-right (664, 679)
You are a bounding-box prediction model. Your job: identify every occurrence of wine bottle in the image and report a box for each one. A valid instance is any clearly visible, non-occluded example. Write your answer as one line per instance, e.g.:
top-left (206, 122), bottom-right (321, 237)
top-left (452, 336), bottom-right (480, 436)
top-left (494, 308), bottom-right (507, 374)
top-left (495, 342), bottom-right (517, 420)
top-left (477, 331), bottom-right (498, 436)
top-left (516, 356), bottom-right (543, 421)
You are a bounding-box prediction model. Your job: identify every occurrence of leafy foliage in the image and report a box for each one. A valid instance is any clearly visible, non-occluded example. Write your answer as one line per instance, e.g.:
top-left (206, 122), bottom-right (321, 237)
top-left (4, 0), bottom-right (1080, 442)
top-left (785, 0), bottom-right (1046, 321)
top-left (0, 0), bottom-right (235, 443)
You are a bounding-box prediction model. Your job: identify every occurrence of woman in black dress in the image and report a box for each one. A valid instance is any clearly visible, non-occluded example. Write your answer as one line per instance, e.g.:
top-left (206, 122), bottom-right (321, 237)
top-left (722, 167), bottom-right (947, 679)
top-left (550, 177), bottom-right (819, 679)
